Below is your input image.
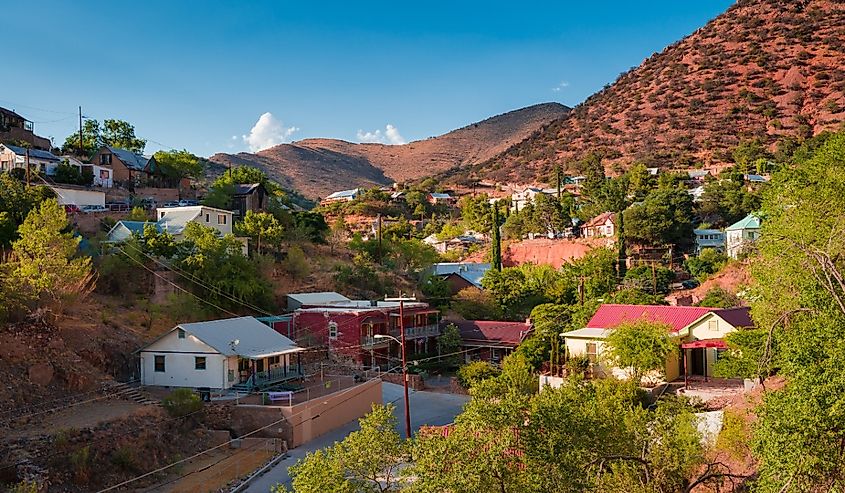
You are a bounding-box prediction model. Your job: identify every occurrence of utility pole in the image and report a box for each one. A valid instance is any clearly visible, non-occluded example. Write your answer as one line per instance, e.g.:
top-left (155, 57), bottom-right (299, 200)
top-left (651, 261), bottom-right (657, 294)
top-left (377, 214), bottom-right (383, 265)
top-left (385, 293), bottom-right (416, 439)
top-left (78, 106), bottom-right (84, 156)
top-left (25, 148), bottom-right (31, 186)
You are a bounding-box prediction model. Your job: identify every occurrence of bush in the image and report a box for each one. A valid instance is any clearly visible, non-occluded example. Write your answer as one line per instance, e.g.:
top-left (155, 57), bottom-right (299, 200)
top-left (457, 361), bottom-right (501, 389)
top-left (716, 409), bottom-right (751, 460)
top-left (69, 446), bottom-right (92, 484)
top-left (452, 288), bottom-right (502, 320)
top-left (283, 245), bottom-right (310, 279)
top-left (110, 446), bottom-right (138, 471)
top-left (685, 248), bottom-right (727, 281)
top-left (623, 265), bottom-right (675, 294)
top-left (162, 388), bottom-right (203, 418)
top-left (697, 287), bottom-right (741, 308)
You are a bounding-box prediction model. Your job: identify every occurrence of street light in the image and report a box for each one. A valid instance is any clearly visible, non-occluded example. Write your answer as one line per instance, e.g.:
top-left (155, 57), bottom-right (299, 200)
top-left (373, 332), bottom-right (411, 439)
top-left (380, 294), bottom-right (416, 439)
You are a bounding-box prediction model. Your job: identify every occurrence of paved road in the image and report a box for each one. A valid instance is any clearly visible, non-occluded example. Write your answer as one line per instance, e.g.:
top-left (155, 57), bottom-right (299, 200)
top-left (244, 382), bottom-right (469, 492)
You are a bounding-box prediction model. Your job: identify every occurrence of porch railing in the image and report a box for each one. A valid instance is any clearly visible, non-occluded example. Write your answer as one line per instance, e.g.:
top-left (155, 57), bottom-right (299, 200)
top-left (390, 323), bottom-right (440, 340)
top-left (250, 366), bottom-right (302, 385)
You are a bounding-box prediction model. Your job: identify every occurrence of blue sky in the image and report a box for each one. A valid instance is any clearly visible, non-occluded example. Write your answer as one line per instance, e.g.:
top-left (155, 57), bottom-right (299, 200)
top-left (4, 1), bottom-right (733, 157)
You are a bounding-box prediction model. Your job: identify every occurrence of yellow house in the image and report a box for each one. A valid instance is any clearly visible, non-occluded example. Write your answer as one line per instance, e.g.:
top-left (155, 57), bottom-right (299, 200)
top-left (561, 304), bottom-right (753, 384)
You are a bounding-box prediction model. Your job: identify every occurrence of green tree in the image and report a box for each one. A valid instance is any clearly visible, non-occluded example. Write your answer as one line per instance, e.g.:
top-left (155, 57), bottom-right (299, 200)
top-left (623, 187), bottom-right (694, 248)
top-left (154, 149), bottom-right (204, 182)
top-left (235, 210), bottom-right (284, 255)
top-left (126, 206), bottom-right (149, 222)
top-left (420, 275), bottom-right (451, 308)
top-left (162, 388), bottom-right (203, 418)
top-left (732, 138), bottom-right (769, 174)
top-left (697, 172), bottom-right (761, 227)
top-left (697, 287), bottom-right (740, 308)
top-left (279, 404), bottom-right (406, 493)
top-left (607, 288), bottom-right (668, 305)
top-left (328, 216), bottom-right (348, 254)
top-left (436, 323), bottom-right (462, 367)
top-left (458, 194), bottom-right (492, 233)
top-left (0, 174), bottom-right (55, 247)
top-left (101, 119), bottom-right (146, 153)
top-left (603, 320), bottom-right (677, 385)
top-left (53, 161), bottom-right (93, 186)
top-left (456, 361), bottom-right (501, 389)
top-left (11, 199), bottom-right (93, 313)
top-left (685, 248), bottom-right (727, 280)
top-left (452, 287), bottom-right (503, 320)
top-left (62, 119), bottom-right (101, 156)
top-left (490, 205), bottom-right (502, 271)
top-left (623, 264), bottom-right (675, 295)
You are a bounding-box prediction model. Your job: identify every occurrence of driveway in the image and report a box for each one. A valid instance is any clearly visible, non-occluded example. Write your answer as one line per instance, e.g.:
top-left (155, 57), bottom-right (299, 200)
top-left (244, 382), bottom-right (469, 492)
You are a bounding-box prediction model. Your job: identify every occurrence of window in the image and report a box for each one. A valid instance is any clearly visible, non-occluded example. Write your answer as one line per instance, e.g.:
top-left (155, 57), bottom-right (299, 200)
top-left (491, 348), bottom-right (500, 362)
top-left (177, 328), bottom-right (185, 339)
top-left (328, 321), bottom-right (338, 340)
top-left (205, 213), bottom-right (210, 222)
top-left (154, 355), bottom-right (165, 372)
top-left (708, 320), bottom-right (718, 332)
top-left (160, 211), bottom-right (166, 219)
top-left (217, 214), bottom-right (227, 225)
top-left (586, 342), bottom-right (598, 364)
top-left (195, 357), bottom-right (206, 370)
top-left (100, 154), bottom-right (112, 165)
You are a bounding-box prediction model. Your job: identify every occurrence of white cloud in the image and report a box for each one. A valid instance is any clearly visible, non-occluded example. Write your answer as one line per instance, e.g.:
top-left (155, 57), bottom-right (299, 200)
top-left (242, 112), bottom-right (299, 152)
top-left (356, 124), bottom-right (406, 145)
top-left (552, 81), bottom-right (570, 92)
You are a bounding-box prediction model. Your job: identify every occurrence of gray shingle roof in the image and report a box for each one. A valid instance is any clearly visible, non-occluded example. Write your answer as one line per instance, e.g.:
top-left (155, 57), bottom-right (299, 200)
top-left (5, 144), bottom-right (60, 161)
top-left (107, 146), bottom-right (151, 171)
top-left (176, 316), bottom-right (303, 359)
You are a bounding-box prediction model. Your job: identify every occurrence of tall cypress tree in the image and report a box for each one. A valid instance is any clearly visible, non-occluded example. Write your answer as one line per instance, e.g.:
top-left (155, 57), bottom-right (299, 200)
top-left (491, 205), bottom-right (502, 271)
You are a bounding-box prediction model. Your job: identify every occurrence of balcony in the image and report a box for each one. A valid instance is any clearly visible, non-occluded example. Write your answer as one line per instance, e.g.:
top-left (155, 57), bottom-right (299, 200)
top-left (361, 335), bottom-right (391, 349)
top-left (390, 323), bottom-right (440, 340)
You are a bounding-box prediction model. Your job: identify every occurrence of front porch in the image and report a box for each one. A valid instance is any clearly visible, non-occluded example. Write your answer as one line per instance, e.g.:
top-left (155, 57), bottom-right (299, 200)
top-left (232, 350), bottom-right (305, 391)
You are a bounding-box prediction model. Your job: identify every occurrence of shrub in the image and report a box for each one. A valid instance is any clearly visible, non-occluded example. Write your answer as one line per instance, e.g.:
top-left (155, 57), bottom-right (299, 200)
top-left (283, 245), bottom-right (310, 279)
top-left (69, 446), bottom-right (91, 484)
top-left (716, 409), bottom-right (751, 460)
top-left (457, 361), bottom-right (501, 389)
top-left (697, 287), bottom-right (741, 308)
top-left (110, 446), bottom-right (138, 471)
top-left (162, 388), bottom-right (203, 418)
top-left (451, 288), bottom-right (502, 320)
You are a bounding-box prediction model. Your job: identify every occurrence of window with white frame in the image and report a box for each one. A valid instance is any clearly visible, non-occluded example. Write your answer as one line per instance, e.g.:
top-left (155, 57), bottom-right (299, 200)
top-left (178, 328), bottom-right (185, 339)
top-left (217, 214), bottom-right (227, 225)
top-left (154, 355), bottom-right (165, 372)
top-left (195, 357), bottom-right (206, 370)
top-left (328, 321), bottom-right (338, 340)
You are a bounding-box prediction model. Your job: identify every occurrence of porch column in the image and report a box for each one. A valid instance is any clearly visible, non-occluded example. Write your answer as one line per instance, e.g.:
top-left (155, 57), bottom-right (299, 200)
top-left (683, 349), bottom-right (688, 389)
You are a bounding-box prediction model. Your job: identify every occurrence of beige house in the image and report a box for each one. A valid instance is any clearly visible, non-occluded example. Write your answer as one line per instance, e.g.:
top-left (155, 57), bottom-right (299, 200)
top-left (562, 304), bottom-right (753, 383)
top-left (581, 212), bottom-right (617, 238)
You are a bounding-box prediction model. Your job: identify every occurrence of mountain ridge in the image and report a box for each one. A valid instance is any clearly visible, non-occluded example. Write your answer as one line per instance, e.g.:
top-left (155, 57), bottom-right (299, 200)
top-left (209, 102), bottom-right (570, 198)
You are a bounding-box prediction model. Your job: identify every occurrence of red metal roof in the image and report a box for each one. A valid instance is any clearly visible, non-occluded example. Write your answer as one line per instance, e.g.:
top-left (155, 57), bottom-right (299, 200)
top-left (681, 339), bottom-right (728, 349)
top-left (586, 304), bottom-right (755, 333)
top-left (444, 320), bottom-right (532, 346)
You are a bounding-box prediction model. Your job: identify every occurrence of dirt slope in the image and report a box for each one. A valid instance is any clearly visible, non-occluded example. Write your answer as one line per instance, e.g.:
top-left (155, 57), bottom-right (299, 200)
top-left (209, 103), bottom-right (569, 198)
top-left (467, 0), bottom-right (845, 183)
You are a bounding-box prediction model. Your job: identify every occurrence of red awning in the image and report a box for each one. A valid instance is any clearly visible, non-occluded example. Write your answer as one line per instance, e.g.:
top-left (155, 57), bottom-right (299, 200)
top-left (681, 339), bottom-right (728, 349)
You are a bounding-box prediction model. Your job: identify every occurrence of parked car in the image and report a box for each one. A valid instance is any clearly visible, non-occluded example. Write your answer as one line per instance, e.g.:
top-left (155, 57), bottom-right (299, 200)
top-left (64, 204), bottom-right (82, 214)
top-left (178, 199), bottom-right (198, 206)
top-left (140, 198), bottom-right (156, 210)
top-left (681, 279), bottom-right (700, 290)
top-left (162, 201), bottom-right (180, 208)
top-left (81, 205), bottom-right (109, 213)
top-left (106, 202), bottom-right (130, 212)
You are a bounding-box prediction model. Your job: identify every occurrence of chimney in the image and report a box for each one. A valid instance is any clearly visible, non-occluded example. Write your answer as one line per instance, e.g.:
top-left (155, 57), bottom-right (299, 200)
top-left (370, 299), bottom-right (378, 307)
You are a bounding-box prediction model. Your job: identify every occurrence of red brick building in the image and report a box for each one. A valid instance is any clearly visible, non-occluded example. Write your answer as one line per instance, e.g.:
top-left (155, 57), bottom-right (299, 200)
top-left (292, 299), bottom-right (440, 368)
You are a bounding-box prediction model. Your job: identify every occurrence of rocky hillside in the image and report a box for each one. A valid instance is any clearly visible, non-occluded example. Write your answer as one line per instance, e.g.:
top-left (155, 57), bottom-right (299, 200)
top-left (467, 0), bottom-right (845, 183)
top-left (209, 103), bottom-right (569, 198)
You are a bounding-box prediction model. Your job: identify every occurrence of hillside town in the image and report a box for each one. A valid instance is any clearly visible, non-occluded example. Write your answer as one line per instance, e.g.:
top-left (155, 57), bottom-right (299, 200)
top-left (4, 1), bottom-right (845, 492)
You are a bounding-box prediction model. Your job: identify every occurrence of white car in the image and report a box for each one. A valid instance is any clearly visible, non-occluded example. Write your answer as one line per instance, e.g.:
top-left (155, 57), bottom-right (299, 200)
top-left (81, 205), bottom-right (109, 213)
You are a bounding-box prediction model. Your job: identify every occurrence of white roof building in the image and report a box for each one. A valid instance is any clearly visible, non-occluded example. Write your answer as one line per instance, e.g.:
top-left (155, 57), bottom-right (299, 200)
top-left (139, 316), bottom-right (304, 390)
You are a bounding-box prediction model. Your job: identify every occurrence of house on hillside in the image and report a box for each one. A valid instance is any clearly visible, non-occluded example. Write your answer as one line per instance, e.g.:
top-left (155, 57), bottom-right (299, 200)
top-left (139, 316), bottom-right (304, 390)
top-left (59, 155), bottom-right (114, 188)
top-left (231, 183), bottom-right (268, 218)
top-left (694, 229), bottom-right (725, 253)
top-left (107, 205), bottom-right (245, 252)
top-left (725, 214), bottom-right (761, 259)
top-left (321, 188), bottom-right (361, 205)
top-left (427, 192), bottom-right (455, 205)
top-left (581, 212), bottom-right (617, 238)
top-left (286, 291), bottom-right (351, 310)
top-left (0, 144), bottom-right (61, 175)
top-left (510, 185), bottom-right (578, 212)
top-left (425, 262), bottom-right (490, 294)
top-left (422, 233), bottom-right (484, 254)
top-left (50, 185), bottom-right (106, 207)
top-left (0, 107), bottom-right (52, 150)
top-left (292, 296), bottom-right (440, 367)
top-left (92, 146), bottom-right (159, 186)
top-left (444, 319), bottom-right (533, 363)
top-left (560, 304), bottom-right (753, 383)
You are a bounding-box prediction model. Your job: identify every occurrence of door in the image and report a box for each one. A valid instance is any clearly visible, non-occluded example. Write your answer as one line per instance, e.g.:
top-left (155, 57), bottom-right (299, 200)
top-left (690, 348), bottom-right (705, 376)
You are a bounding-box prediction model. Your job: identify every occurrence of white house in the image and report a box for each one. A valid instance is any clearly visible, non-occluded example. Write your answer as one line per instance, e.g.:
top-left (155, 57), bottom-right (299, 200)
top-left (581, 211), bottom-right (617, 238)
top-left (61, 155), bottom-right (114, 188)
top-left (725, 214), bottom-right (761, 259)
top-left (427, 192), bottom-right (455, 205)
top-left (156, 205), bottom-right (234, 237)
top-left (694, 229), bottom-right (725, 253)
top-left (139, 316), bottom-right (304, 390)
top-left (0, 144), bottom-right (61, 175)
top-left (321, 188), bottom-right (361, 205)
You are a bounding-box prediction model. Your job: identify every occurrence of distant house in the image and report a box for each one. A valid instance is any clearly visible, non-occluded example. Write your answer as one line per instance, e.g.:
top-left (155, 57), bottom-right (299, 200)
top-left (694, 229), bottom-right (725, 253)
top-left (427, 192), bottom-right (455, 205)
top-left (231, 183), bottom-right (268, 218)
top-left (686, 170), bottom-right (711, 181)
top-left (0, 107), bottom-right (52, 150)
top-left (561, 304), bottom-right (753, 382)
top-left (321, 188), bottom-right (361, 205)
top-left (688, 185), bottom-right (705, 202)
top-left (0, 144), bottom-right (61, 175)
top-left (444, 319), bottom-right (533, 364)
top-left (422, 233), bottom-right (483, 254)
top-left (725, 214), bottom-right (761, 259)
top-left (139, 316), bottom-right (304, 390)
top-left (581, 212), bottom-right (617, 239)
top-left (107, 205), bottom-right (244, 252)
top-left (61, 155), bottom-right (113, 188)
top-left (425, 262), bottom-right (491, 294)
top-left (92, 146), bottom-right (159, 185)
top-left (743, 174), bottom-right (769, 184)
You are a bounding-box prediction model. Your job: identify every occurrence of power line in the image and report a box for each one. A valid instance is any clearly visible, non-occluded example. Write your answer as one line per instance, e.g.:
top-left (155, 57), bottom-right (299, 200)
top-left (0, 99), bottom-right (76, 115)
